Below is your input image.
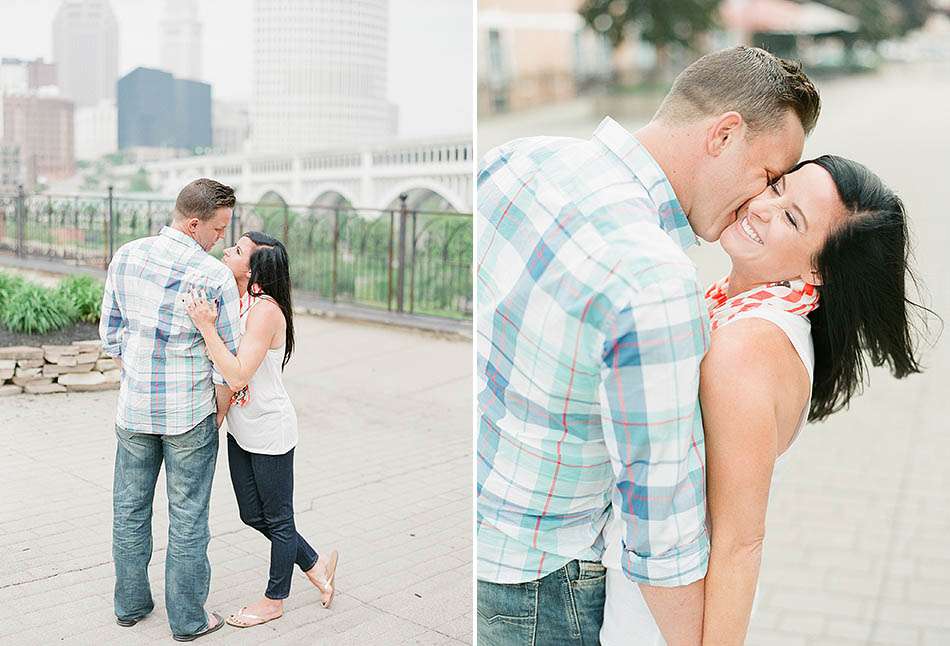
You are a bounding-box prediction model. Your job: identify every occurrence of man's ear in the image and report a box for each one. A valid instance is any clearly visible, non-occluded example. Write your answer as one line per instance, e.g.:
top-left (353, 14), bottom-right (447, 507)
top-left (188, 217), bottom-right (200, 231)
top-left (705, 111), bottom-right (743, 157)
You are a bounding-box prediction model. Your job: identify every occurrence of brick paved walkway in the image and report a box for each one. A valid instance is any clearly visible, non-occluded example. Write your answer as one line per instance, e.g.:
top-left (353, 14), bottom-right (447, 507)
top-left (0, 317), bottom-right (472, 645)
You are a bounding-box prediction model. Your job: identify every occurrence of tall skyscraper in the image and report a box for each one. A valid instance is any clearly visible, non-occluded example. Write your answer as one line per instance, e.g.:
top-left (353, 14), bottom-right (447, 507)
top-left (52, 0), bottom-right (119, 108)
top-left (160, 0), bottom-right (203, 81)
top-left (251, 0), bottom-right (397, 153)
top-left (117, 67), bottom-right (211, 152)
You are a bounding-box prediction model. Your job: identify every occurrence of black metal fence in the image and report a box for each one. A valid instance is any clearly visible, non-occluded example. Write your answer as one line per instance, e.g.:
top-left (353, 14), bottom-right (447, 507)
top-left (0, 187), bottom-right (472, 320)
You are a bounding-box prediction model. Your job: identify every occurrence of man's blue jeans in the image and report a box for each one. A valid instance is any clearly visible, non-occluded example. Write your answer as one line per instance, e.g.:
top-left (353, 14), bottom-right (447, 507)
top-left (477, 560), bottom-right (606, 645)
top-left (113, 414), bottom-right (218, 637)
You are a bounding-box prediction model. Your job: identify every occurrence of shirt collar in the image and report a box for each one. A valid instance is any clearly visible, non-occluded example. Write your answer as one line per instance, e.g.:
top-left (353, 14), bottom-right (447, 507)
top-left (160, 225), bottom-right (205, 252)
top-left (592, 116), bottom-right (697, 251)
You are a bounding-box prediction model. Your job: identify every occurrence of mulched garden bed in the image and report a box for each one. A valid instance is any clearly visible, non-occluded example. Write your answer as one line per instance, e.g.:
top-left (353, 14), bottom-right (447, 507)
top-left (0, 322), bottom-right (100, 348)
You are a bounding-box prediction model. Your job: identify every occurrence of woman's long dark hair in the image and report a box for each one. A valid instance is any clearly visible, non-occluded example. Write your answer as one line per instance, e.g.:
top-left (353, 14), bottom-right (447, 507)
top-left (801, 155), bottom-right (931, 422)
top-left (244, 231), bottom-right (294, 370)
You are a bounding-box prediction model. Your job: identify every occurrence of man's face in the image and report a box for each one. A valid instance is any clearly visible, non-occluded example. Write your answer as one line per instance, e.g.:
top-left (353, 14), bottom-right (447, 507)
top-left (185, 207), bottom-right (232, 252)
top-left (690, 110), bottom-right (805, 242)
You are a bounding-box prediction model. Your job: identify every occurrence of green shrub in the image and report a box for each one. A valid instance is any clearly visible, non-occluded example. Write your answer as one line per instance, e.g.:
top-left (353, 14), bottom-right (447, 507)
top-left (0, 271), bottom-right (24, 299)
top-left (58, 275), bottom-right (104, 324)
top-left (0, 282), bottom-right (77, 334)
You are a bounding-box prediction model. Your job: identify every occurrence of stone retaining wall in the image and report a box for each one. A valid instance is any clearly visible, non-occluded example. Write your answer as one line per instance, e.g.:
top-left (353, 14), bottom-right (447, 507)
top-left (0, 340), bottom-right (119, 395)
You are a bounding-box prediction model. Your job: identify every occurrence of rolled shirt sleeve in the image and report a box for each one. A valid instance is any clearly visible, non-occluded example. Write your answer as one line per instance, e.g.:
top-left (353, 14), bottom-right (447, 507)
top-left (600, 274), bottom-right (710, 587)
top-left (211, 277), bottom-right (241, 386)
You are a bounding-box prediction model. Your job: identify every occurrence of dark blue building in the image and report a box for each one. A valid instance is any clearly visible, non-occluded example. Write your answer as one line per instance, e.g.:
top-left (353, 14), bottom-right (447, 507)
top-left (117, 67), bottom-right (211, 151)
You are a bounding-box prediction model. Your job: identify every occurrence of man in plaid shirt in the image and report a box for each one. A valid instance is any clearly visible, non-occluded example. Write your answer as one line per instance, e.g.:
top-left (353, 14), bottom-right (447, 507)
top-left (476, 47), bottom-right (819, 645)
top-left (101, 178), bottom-right (240, 641)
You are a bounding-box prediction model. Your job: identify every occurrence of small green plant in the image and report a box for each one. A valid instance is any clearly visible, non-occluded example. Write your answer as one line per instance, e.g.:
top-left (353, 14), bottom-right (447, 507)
top-left (0, 271), bottom-right (24, 298)
top-left (0, 282), bottom-right (77, 334)
top-left (58, 275), bottom-right (104, 324)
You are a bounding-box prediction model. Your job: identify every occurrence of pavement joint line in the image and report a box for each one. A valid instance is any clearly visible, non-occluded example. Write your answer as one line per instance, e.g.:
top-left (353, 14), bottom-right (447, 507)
top-left (0, 559), bottom-right (112, 590)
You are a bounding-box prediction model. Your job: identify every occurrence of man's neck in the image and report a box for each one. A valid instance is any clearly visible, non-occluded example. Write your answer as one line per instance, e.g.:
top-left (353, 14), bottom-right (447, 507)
top-left (170, 220), bottom-right (197, 243)
top-left (633, 120), bottom-right (701, 219)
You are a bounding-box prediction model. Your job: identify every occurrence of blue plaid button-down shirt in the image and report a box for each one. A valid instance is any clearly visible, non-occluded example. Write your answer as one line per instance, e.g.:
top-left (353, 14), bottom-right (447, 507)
top-left (100, 226), bottom-right (241, 435)
top-left (477, 117), bottom-right (710, 587)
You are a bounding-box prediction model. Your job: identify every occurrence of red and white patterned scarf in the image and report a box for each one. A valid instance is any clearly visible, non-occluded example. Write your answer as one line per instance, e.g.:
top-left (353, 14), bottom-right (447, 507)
top-left (704, 276), bottom-right (820, 331)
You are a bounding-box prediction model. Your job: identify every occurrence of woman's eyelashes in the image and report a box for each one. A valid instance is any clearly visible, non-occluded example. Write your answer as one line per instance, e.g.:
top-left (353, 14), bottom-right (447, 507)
top-left (768, 179), bottom-right (799, 230)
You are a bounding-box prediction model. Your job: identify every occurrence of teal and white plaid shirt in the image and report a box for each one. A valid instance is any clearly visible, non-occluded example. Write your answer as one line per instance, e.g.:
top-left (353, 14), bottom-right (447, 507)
top-left (476, 117), bottom-right (710, 587)
top-left (100, 226), bottom-right (241, 436)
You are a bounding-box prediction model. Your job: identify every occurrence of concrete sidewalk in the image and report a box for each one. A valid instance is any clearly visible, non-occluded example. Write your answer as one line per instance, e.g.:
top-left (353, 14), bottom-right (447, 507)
top-left (0, 316), bottom-right (473, 645)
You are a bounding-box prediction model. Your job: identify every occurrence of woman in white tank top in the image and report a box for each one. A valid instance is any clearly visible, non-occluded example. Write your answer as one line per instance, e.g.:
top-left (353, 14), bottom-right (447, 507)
top-left (601, 157), bottom-right (925, 645)
top-left (184, 231), bottom-right (340, 630)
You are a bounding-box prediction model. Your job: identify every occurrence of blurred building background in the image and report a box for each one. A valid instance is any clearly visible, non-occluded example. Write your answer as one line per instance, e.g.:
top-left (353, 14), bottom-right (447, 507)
top-left (52, 0), bottom-right (118, 108)
top-left (478, 0), bottom-right (947, 135)
top-left (160, 0), bottom-right (203, 81)
top-left (1, 92), bottom-right (74, 187)
top-left (0, 0), bottom-right (470, 207)
top-left (250, 0), bottom-right (397, 153)
top-left (115, 67), bottom-right (211, 153)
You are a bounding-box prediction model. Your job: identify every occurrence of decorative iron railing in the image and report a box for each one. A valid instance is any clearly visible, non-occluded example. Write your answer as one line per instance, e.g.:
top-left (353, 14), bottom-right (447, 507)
top-left (0, 188), bottom-right (472, 319)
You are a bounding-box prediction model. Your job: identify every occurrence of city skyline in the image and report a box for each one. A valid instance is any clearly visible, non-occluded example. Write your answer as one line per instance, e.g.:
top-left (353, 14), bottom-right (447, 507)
top-left (0, 0), bottom-right (472, 139)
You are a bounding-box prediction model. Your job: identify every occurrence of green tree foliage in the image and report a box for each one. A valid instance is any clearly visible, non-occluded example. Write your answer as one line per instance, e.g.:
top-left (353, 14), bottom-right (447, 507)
top-left (579, 0), bottom-right (722, 50)
top-left (128, 167), bottom-right (153, 192)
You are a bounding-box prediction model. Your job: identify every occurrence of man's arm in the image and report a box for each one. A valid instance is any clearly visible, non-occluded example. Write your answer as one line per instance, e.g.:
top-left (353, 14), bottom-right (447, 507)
top-left (599, 273), bottom-right (710, 646)
top-left (99, 256), bottom-right (126, 360)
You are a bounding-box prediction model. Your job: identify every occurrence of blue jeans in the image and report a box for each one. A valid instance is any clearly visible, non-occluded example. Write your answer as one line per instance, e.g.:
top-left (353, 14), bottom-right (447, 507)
top-left (227, 434), bottom-right (318, 599)
top-left (112, 414), bottom-right (218, 637)
top-left (477, 560), bottom-right (606, 645)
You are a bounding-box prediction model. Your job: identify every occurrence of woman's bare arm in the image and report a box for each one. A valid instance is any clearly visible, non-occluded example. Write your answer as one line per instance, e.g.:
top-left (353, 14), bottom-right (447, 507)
top-left (700, 318), bottom-right (808, 645)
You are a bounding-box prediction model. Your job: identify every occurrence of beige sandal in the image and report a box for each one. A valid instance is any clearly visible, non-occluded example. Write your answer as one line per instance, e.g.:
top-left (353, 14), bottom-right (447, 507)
top-left (311, 550), bottom-right (340, 609)
top-left (225, 606), bottom-right (283, 628)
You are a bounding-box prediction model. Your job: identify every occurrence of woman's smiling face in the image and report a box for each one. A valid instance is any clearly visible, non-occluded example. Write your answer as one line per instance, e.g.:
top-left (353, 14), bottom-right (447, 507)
top-left (719, 162), bottom-right (849, 286)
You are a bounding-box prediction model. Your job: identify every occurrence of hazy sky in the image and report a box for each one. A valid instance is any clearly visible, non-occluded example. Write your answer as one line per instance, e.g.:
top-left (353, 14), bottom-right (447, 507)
top-left (0, 0), bottom-right (472, 138)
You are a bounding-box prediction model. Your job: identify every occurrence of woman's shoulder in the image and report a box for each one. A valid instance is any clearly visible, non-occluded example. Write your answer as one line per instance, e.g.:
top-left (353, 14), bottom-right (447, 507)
top-left (707, 317), bottom-right (805, 379)
top-left (245, 295), bottom-right (285, 326)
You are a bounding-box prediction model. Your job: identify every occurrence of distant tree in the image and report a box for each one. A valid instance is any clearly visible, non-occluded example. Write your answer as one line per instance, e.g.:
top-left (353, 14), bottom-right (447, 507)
top-left (579, 0), bottom-right (722, 80)
top-left (128, 168), bottom-right (153, 193)
top-left (814, 0), bottom-right (932, 43)
top-left (890, 0), bottom-right (932, 34)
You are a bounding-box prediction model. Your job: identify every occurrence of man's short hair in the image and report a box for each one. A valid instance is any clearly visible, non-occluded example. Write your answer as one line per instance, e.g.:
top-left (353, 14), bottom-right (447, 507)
top-left (655, 46), bottom-right (820, 136)
top-left (174, 178), bottom-right (236, 221)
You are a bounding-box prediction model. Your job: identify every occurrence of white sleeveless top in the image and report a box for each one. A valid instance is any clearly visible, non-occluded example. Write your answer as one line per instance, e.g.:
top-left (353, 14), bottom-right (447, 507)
top-left (225, 295), bottom-right (298, 455)
top-left (599, 309), bottom-right (814, 646)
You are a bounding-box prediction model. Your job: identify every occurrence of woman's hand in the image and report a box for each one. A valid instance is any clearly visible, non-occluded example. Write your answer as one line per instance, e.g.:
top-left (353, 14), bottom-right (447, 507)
top-left (184, 288), bottom-right (218, 332)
